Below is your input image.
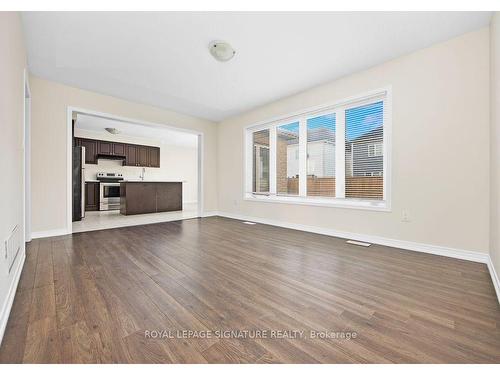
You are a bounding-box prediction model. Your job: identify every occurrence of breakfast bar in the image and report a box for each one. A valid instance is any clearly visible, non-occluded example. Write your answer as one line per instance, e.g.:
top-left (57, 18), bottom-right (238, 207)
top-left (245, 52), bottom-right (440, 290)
top-left (120, 181), bottom-right (183, 215)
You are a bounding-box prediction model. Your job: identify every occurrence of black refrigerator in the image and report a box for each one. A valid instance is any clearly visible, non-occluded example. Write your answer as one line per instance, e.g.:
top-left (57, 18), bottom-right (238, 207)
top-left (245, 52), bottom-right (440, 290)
top-left (72, 146), bottom-right (86, 221)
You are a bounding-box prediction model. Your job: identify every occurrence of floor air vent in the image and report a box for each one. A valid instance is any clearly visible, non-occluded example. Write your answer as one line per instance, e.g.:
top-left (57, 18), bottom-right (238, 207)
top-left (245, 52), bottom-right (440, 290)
top-left (346, 239), bottom-right (371, 247)
top-left (5, 225), bottom-right (21, 273)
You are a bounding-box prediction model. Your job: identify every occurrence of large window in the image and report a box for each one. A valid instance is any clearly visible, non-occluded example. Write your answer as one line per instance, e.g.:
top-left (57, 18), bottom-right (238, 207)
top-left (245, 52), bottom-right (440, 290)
top-left (245, 88), bottom-right (390, 210)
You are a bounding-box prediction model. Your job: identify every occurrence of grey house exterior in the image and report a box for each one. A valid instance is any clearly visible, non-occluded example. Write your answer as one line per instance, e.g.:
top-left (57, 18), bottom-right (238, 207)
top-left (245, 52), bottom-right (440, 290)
top-left (347, 126), bottom-right (383, 177)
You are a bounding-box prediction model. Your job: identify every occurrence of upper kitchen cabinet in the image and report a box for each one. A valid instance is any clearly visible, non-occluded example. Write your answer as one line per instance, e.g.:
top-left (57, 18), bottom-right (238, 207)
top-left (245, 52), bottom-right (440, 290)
top-left (126, 144), bottom-right (139, 166)
top-left (97, 141), bottom-right (126, 157)
top-left (98, 140), bottom-right (112, 155)
top-left (138, 145), bottom-right (149, 167)
top-left (112, 142), bottom-right (126, 157)
top-left (75, 138), bottom-right (98, 164)
top-left (75, 137), bottom-right (160, 168)
top-left (149, 147), bottom-right (160, 168)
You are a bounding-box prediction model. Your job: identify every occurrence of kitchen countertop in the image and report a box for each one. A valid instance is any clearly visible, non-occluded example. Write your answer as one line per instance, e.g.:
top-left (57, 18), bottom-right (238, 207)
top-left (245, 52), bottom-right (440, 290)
top-left (121, 180), bottom-right (186, 183)
top-left (85, 180), bottom-right (186, 183)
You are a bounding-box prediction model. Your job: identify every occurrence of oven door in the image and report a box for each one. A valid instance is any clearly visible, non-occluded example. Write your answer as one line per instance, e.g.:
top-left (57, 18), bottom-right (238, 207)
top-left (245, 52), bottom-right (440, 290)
top-left (100, 183), bottom-right (121, 210)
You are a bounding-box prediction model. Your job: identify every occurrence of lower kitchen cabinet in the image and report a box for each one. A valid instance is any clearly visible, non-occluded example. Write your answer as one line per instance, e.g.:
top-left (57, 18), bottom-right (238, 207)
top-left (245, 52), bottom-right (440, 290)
top-left (120, 182), bottom-right (182, 215)
top-left (85, 182), bottom-right (100, 211)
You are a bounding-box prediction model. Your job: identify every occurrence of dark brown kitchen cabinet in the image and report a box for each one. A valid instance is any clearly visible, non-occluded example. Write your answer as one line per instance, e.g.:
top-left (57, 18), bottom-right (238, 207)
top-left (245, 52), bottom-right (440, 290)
top-left (138, 146), bottom-right (149, 167)
top-left (149, 147), bottom-right (160, 168)
top-left (120, 182), bottom-right (182, 215)
top-left (156, 182), bottom-right (182, 211)
top-left (120, 182), bottom-right (157, 215)
top-left (126, 144), bottom-right (139, 166)
top-left (85, 182), bottom-right (99, 211)
top-left (98, 141), bottom-right (112, 155)
top-left (98, 140), bottom-right (126, 157)
top-left (76, 138), bottom-right (98, 164)
top-left (112, 142), bottom-right (126, 157)
top-left (74, 137), bottom-right (160, 168)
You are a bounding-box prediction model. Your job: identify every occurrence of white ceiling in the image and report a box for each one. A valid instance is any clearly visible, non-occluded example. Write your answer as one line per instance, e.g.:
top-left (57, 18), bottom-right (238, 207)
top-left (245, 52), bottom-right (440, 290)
top-left (76, 114), bottom-right (198, 148)
top-left (23, 12), bottom-right (491, 121)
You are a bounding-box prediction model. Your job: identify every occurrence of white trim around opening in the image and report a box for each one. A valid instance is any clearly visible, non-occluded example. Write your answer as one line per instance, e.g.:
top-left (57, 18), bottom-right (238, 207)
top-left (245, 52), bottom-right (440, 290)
top-left (23, 69), bottom-right (31, 244)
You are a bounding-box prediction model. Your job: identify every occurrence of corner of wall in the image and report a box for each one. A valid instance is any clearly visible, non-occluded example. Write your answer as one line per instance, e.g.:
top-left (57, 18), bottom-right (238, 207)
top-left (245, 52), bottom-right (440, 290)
top-left (489, 12), bottom-right (500, 303)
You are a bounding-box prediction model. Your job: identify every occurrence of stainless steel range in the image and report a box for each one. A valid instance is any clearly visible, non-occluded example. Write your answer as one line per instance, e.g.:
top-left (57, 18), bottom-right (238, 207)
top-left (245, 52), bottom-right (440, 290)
top-left (97, 172), bottom-right (124, 211)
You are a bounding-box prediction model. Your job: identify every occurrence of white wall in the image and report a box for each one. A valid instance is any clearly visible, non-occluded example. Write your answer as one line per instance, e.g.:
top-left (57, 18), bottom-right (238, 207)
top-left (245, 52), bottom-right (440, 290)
top-left (217, 28), bottom-right (490, 254)
top-left (74, 128), bottom-right (198, 203)
top-left (490, 13), bottom-right (500, 282)
top-left (30, 76), bottom-right (217, 234)
top-left (0, 12), bottom-right (27, 343)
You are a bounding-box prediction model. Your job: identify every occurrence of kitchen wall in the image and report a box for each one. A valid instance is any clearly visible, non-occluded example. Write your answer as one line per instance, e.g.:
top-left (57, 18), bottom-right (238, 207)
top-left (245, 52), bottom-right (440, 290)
top-left (0, 12), bottom-right (27, 343)
top-left (490, 13), bottom-right (500, 292)
top-left (74, 128), bottom-right (198, 203)
top-left (30, 76), bottom-right (217, 235)
top-left (217, 27), bottom-right (490, 254)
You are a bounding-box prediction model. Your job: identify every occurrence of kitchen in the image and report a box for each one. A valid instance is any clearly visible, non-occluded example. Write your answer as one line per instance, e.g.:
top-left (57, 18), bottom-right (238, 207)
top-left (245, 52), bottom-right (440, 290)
top-left (71, 113), bottom-right (199, 233)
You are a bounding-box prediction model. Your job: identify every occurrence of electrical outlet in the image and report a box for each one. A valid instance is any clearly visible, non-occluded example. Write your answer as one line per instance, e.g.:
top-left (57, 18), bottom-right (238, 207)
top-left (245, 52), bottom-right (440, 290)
top-left (233, 199), bottom-right (238, 207)
top-left (401, 209), bottom-right (410, 222)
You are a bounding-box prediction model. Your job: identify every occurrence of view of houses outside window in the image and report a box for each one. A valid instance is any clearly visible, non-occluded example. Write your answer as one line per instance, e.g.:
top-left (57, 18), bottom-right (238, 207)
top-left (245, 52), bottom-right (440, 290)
top-left (277, 122), bottom-right (300, 195)
top-left (252, 129), bottom-right (270, 193)
top-left (249, 95), bottom-right (386, 202)
top-left (345, 101), bottom-right (384, 199)
top-left (306, 113), bottom-right (336, 197)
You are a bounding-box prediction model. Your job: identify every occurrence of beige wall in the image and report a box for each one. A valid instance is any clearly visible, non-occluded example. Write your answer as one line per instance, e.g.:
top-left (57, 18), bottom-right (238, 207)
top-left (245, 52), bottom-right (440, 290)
top-left (0, 12), bottom-right (27, 340)
top-left (74, 128), bottom-right (198, 203)
top-left (217, 28), bottom-right (490, 254)
top-left (491, 14), bottom-right (500, 277)
top-left (31, 76), bottom-right (217, 234)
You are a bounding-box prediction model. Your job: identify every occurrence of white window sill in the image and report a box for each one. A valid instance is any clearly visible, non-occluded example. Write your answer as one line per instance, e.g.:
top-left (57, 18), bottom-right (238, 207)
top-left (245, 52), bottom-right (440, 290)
top-left (244, 193), bottom-right (391, 212)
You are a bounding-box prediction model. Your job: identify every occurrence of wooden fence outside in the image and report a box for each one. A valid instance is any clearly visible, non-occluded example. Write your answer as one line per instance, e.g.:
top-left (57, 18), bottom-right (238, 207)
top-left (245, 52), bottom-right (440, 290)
top-left (286, 176), bottom-right (383, 199)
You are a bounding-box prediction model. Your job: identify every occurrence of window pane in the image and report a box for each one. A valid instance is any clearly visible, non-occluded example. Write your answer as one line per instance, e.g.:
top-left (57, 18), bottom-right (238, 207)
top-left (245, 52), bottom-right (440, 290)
top-left (252, 129), bottom-right (270, 193)
top-left (306, 114), bottom-right (336, 197)
top-left (345, 101), bottom-right (384, 200)
top-left (276, 122), bottom-right (300, 195)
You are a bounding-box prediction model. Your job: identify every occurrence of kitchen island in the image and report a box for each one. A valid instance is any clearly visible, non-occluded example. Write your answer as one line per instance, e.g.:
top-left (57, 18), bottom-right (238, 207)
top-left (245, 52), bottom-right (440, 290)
top-left (120, 181), bottom-right (183, 215)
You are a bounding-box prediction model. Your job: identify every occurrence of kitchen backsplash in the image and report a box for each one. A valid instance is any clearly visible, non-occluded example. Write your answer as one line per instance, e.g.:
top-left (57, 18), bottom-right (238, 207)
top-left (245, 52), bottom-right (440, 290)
top-left (84, 159), bottom-right (149, 181)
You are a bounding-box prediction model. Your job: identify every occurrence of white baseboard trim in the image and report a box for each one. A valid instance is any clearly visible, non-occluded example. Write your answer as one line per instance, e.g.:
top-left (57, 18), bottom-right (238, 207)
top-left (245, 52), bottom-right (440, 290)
top-left (0, 250), bottom-right (26, 347)
top-left (487, 256), bottom-right (500, 305)
top-left (201, 211), bottom-right (219, 218)
top-left (216, 211), bottom-right (490, 264)
top-left (31, 228), bottom-right (69, 239)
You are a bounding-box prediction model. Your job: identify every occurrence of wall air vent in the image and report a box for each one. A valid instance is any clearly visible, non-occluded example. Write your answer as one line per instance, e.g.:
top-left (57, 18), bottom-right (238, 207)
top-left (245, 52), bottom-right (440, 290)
top-left (4, 225), bottom-right (21, 273)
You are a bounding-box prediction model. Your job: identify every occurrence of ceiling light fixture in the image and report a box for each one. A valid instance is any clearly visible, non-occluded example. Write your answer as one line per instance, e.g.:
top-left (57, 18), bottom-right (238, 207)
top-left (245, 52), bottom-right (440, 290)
top-left (209, 41), bottom-right (235, 62)
top-left (105, 127), bottom-right (120, 135)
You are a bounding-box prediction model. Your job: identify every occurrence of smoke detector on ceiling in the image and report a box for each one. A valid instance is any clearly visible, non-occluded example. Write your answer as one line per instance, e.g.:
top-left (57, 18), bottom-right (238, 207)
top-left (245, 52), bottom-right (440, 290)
top-left (105, 127), bottom-right (120, 135)
top-left (209, 41), bottom-right (236, 62)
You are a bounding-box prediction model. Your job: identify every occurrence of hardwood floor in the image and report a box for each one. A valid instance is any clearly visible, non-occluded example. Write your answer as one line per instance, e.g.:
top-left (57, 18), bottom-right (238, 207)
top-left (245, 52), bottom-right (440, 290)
top-left (1, 216), bottom-right (499, 363)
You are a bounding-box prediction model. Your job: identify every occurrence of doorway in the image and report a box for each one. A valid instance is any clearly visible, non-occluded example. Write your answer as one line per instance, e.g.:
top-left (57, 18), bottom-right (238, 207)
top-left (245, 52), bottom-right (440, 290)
top-left (67, 108), bottom-right (203, 233)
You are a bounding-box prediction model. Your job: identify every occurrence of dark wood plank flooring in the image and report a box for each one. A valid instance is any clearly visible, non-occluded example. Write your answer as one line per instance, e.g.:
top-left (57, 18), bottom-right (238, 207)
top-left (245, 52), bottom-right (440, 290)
top-left (1, 217), bottom-right (499, 363)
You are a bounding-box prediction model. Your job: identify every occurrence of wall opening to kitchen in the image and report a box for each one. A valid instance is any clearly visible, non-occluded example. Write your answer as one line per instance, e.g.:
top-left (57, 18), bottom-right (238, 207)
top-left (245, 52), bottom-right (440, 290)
top-left (68, 108), bottom-right (203, 233)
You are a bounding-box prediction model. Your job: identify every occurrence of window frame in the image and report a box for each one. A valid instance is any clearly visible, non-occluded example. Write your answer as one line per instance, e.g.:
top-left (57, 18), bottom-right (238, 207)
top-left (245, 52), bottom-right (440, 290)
top-left (368, 142), bottom-right (383, 157)
top-left (243, 87), bottom-right (392, 212)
